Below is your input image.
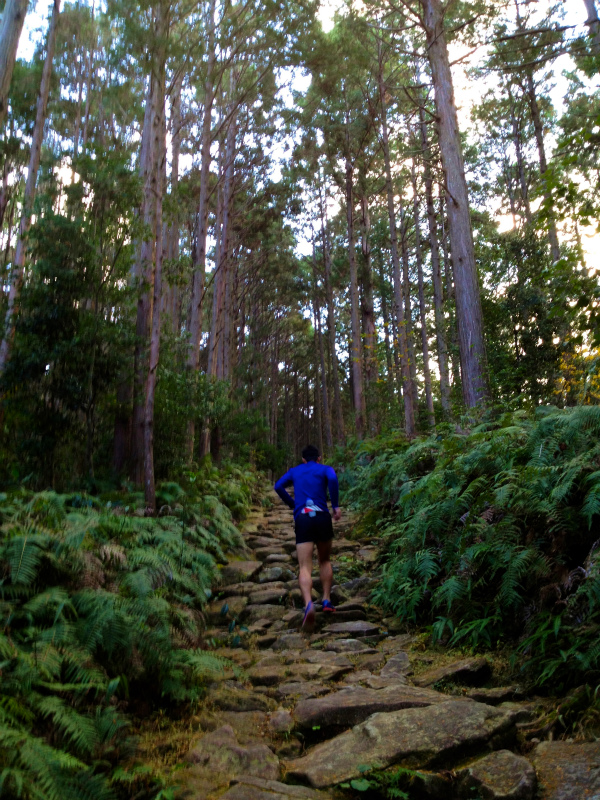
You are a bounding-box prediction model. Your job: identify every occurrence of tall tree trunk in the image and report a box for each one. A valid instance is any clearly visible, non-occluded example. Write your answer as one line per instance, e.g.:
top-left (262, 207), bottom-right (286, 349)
top-left (344, 154), bottom-right (365, 438)
top-left (166, 73), bottom-right (182, 332)
top-left (399, 200), bottom-right (419, 411)
top-left (205, 133), bottom-right (225, 382)
top-left (507, 85), bottom-right (532, 224)
top-left (359, 186), bottom-right (378, 435)
top-left (420, 0), bottom-right (487, 408)
top-left (73, 48), bottom-right (84, 158)
top-left (313, 245), bottom-right (333, 452)
top-left (0, 0), bottom-right (60, 376)
top-left (314, 346), bottom-right (324, 456)
top-left (583, 0), bottom-right (600, 54)
top-left (0, 158), bottom-right (10, 229)
top-left (293, 371), bottom-right (300, 462)
top-left (523, 70), bottom-right (560, 262)
top-left (187, 0), bottom-right (216, 368)
top-left (208, 96), bottom-right (236, 379)
top-left (144, 62), bottom-right (167, 511)
top-left (0, 0), bottom-right (29, 128)
top-left (419, 104), bottom-right (451, 415)
top-left (131, 71), bottom-right (161, 485)
top-left (378, 254), bottom-right (395, 403)
top-left (202, 81), bottom-right (236, 460)
top-left (81, 24), bottom-right (96, 154)
top-left (221, 238), bottom-right (234, 379)
top-left (440, 190), bottom-right (461, 390)
top-left (319, 183), bottom-right (344, 443)
top-left (513, 0), bottom-right (559, 258)
top-left (270, 328), bottom-right (279, 447)
top-left (113, 72), bottom-right (155, 475)
top-left (412, 160), bottom-right (435, 427)
top-left (377, 45), bottom-right (416, 436)
top-left (185, 0), bottom-right (216, 460)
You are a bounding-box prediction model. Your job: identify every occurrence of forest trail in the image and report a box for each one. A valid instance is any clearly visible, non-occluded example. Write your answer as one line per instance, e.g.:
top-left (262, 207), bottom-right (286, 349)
top-left (167, 497), bottom-right (600, 800)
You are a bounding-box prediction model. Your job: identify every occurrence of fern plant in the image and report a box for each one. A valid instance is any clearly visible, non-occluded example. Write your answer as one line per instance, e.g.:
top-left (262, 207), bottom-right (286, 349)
top-left (348, 407), bottom-right (600, 687)
top-left (0, 482), bottom-right (244, 799)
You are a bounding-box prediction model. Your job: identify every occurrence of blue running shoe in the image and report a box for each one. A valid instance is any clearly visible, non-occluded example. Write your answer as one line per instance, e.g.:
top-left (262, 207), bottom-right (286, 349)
top-left (322, 599), bottom-right (336, 612)
top-left (302, 601), bottom-right (316, 632)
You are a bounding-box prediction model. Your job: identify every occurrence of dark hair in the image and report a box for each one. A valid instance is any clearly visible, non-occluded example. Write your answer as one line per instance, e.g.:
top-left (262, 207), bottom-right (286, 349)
top-left (302, 444), bottom-right (320, 462)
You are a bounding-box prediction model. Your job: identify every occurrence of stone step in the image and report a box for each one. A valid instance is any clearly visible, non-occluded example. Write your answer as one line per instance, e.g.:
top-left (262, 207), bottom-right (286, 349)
top-left (252, 547), bottom-right (289, 561)
top-left (258, 566), bottom-right (296, 583)
top-left (321, 620), bottom-right (381, 637)
top-left (220, 561), bottom-right (263, 585)
top-left (293, 683), bottom-right (448, 732)
top-left (285, 700), bottom-right (517, 789)
top-left (220, 776), bottom-right (331, 800)
top-left (248, 588), bottom-right (289, 605)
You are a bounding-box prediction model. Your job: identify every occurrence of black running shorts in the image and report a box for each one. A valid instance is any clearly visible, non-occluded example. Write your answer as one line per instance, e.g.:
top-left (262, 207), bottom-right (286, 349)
top-left (294, 511), bottom-right (334, 545)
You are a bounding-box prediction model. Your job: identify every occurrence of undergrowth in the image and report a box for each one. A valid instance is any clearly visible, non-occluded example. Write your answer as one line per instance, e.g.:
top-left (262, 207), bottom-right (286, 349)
top-left (344, 405), bottom-right (600, 692)
top-left (0, 466), bottom-right (255, 799)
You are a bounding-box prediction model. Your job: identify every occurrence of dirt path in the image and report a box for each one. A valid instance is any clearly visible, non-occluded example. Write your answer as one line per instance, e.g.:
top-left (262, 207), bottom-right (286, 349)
top-left (170, 497), bottom-right (600, 800)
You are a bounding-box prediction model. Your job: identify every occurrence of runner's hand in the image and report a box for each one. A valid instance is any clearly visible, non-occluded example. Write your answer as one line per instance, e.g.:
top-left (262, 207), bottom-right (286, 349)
top-left (333, 507), bottom-right (342, 522)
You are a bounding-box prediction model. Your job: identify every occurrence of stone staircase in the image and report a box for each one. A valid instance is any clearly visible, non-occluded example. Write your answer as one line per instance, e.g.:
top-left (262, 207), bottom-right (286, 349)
top-left (174, 500), bottom-right (600, 800)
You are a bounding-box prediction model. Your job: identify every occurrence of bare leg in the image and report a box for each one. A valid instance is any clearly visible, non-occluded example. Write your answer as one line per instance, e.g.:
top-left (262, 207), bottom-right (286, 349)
top-left (296, 541), bottom-right (314, 607)
top-left (316, 539), bottom-right (333, 602)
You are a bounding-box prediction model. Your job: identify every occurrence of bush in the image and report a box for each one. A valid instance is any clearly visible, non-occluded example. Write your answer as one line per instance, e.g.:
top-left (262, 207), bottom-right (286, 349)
top-left (346, 406), bottom-right (600, 689)
top-left (0, 485), bottom-right (243, 799)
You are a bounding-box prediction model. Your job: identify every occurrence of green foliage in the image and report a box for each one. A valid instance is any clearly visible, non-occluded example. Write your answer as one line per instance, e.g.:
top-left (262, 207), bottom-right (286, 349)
top-left (0, 485), bottom-right (243, 799)
top-left (0, 149), bottom-right (139, 489)
top-left (347, 406), bottom-right (600, 688)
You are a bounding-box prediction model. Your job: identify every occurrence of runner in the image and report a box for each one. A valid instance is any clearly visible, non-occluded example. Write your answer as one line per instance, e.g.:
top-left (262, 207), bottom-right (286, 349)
top-left (274, 445), bottom-right (342, 632)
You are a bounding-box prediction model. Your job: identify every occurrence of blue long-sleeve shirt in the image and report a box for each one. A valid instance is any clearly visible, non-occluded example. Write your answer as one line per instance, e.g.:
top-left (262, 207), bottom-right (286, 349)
top-left (274, 461), bottom-right (339, 519)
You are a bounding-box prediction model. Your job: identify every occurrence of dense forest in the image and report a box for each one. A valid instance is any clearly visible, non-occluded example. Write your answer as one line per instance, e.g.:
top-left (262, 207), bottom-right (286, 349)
top-left (2, 0), bottom-right (600, 797)
top-left (1, 0), bottom-right (599, 497)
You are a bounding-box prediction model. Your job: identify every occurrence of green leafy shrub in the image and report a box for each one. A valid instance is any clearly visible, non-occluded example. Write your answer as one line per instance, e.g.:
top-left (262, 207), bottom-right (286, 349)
top-left (347, 406), bottom-right (600, 688)
top-left (0, 486), bottom-right (243, 799)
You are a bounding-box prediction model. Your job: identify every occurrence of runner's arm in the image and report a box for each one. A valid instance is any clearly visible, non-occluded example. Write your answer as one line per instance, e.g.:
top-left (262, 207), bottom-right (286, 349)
top-left (274, 470), bottom-right (295, 510)
top-left (325, 466), bottom-right (339, 511)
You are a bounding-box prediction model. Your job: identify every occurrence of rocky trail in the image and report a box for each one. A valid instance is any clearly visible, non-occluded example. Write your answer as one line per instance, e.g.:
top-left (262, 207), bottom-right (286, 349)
top-left (169, 499), bottom-right (600, 800)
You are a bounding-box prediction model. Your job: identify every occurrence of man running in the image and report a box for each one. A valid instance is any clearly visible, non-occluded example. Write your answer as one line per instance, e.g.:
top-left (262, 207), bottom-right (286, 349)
top-left (274, 445), bottom-right (341, 631)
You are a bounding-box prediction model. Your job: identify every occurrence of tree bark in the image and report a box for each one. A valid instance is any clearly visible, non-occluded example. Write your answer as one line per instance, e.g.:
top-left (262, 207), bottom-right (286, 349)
top-left (420, 0), bottom-right (487, 408)
top-left (507, 85), bottom-right (532, 224)
top-left (412, 160), bottom-right (435, 427)
top-left (187, 0), bottom-right (216, 372)
top-left (377, 47), bottom-right (416, 436)
top-left (113, 70), bottom-right (155, 476)
top-left (144, 66), bottom-right (167, 511)
top-left (345, 154), bottom-right (365, 438)
top-left (0, 0), bottom-right (29, 128)
top-left (399, 199), bottom-right (419, 411)
top-left (378, 254), bottom-right (395, 403)
top-left (319, 183), bottom-right (344, 443)
top-left (0, 0), bottom-right (60, 376)
top-left (359, 186), bottom-right (378, 435)
top-left (81, 17), bottom-right (96, 154)
top-left (523, 70), bottom-right (560, 262)
top-left (270, 328), bottom-right (279, 447)
top-left (166, 73), bottom-right (182, 332)
top-left (208, 90), bottom-right (236, 379)
top-left (583, 0), bottom-right (600, 54)
top-left (313, 245), bottom-right (333, 452)
top-left (439, 190), bottom-right (461, 390)
top-left (313, 343), bottom-right (324, 456)
top-left (418, 104), bottom-right (451, 416)
top-left (131, 70), bottom-right (161, 485)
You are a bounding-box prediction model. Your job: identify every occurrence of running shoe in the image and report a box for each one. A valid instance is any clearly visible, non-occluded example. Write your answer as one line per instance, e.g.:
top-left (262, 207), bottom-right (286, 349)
top-left (322, 599), bottom-right (336, 612)
top-left (302, 601), bottom-right (316, 632)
